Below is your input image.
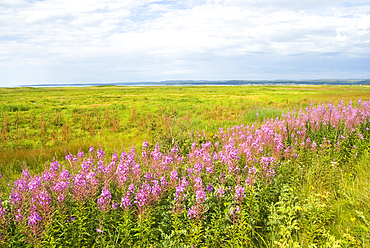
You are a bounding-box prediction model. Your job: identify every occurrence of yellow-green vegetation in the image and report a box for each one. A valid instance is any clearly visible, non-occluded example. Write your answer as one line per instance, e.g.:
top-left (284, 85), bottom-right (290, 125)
top-left (1, 85), bottom-right (370, 177)
top-left (0, 86), bottom-right (370, 247)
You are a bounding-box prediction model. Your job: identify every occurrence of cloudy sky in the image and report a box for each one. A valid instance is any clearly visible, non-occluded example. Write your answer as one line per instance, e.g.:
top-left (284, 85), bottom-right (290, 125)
top-left (0, 0), bottom-right (369, 86)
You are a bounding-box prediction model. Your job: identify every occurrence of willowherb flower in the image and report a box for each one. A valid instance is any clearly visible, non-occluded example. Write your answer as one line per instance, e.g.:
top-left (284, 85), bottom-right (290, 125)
top-left (215, 187), bottom-right (225, 198)
top-left (144, 172), bottom-right (153, 180)
top-left (245, 177), bottom-right (252, 185)
top-left (202, 141), bottom-right (212, 149)
top-left (142, 141), bottom-right (149, 149)
top-left (97, 161), bottom-right (106, 173)
top-left (50, 161), bottom-right (61, 171)
top-left (203, 154), bottom-right (212, 166)
top-left (10, 193), bottom-right (22, 205)
top-left (206, 165), bottom-right (214, 174)
top-left (77, 150), bottom-right (85, 158)
top-left (261, 157), bottom-right (275, 168)
top-left (151, 144), bottom-right (163, 161)
top-left (312, 141), bottom-right (317, 149)
top-left (22, 169), bottom-right (31, 179)
top-left (170, 170), bottom-right (178, 181)
top-left (234, 185), bottom-right (246, 201)
top-left (104, 161), bottom-right (115, 175)
top-left (206, 184), bottom-right (214, 192)
top-left (14, 178), bottom-right (28, 191)
top-left (174, 181), bottom-right (187, 203)
top-left (134, 190), bottom-right (146, 208)
top-left (97, 228), bottom-right (103, 233)
top-left (74, 174), bottom-right (86, 187)
top-left (60, 169), bottom-right (70, 180)
top-left (65, 153), bottom-right (74, 161)
top-left (141, 183), bottom-right (152, 199)
top-left (194, 162), bottom-right (203, 173)
top-left (195, 189), bottom-right (207, 204)
top-left (111, 152), bottom-right (118, 161)
top-left (162, 156), bottom-right (174, 165)
top-left (131, 163), bottom-right (141, 177)
top-left (127, 184), bottom-right (136, 195)
top-left (97, 149), bottom-right (105, 159)
top-left (230, 205), bottom-right (240, 216)
top-left (284, 147), bottom-right (291, 155)
top-left (57, 194), bottom-right (65, 203)
top-left (171, 144), bottom-right (179, 153)
top-left (267, 168), bottom-right (275, 177)
top-left (36, 190), bottom-right (52, 206)
top-left (89, 146), bottom-right (95, 153)
top-left (0, 199), bottom-right (7, 217)
top-left (86, 172), bottom-right (98, 185)
top-left (14, 209), bottom-right (24, 223)
top-left (42, 171), bottom-right (56, 182)
top-left (112, 202), bottom-right (118, 210)
top-left (219, 173), bottom-right (225, 180)
top-left (28, 176), bottom-right (42, 191)
top-left (51, 181), bottom-right (69, 192)
top-left (187, 206), bottom-right (198, 219)
top-left (116, 160), bottom-right (129, 176)
top-left (180, 176), bottom-right (189, 187)
top-left (194, 177), bottom-right (203, 188)
top-left (213, 152), bottom-right (219, 161)
top-left (28, 210), bottom-right (42, 227)
top-left (120, 196), bottom-right (131, 210)
top-left (248, 166), bottom-right (257, 174)
top-left (151, 180), bottom-right (161, 198)
top-left (186, 167), bottom-right (193, 176)
top-left (160, 176), bottom-right (168, 188)
top-left (81, 160), bottom-right (91, 171)
top-left (191, 142), bottom-right (197, 151)
top-left (97, 187), bottom-right (112, 211)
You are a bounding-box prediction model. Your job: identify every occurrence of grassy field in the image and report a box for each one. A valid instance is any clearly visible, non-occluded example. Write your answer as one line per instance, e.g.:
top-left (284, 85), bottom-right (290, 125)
top-left (0, 85), bottom-right (370, 247)
top-left (1, 85), bottom-right (370, 178)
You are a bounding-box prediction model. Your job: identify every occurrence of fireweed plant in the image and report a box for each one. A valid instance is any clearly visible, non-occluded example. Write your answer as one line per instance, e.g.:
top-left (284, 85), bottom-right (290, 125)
top-left (0, 100), bottom-right (370, 247)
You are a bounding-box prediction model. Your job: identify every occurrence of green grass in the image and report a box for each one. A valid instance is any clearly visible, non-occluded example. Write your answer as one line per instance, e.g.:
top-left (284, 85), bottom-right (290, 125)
top-left (1, 85), bottom-right (370, 183)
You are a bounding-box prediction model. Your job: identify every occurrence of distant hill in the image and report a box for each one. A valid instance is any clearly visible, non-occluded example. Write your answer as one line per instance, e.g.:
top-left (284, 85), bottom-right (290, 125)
top-left (20, 79), bottom-right (370, 87)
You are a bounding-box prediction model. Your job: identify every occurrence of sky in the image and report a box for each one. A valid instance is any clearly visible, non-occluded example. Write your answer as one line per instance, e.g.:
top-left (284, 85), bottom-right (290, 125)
top-left (0, 0), bottom-right (370, 87)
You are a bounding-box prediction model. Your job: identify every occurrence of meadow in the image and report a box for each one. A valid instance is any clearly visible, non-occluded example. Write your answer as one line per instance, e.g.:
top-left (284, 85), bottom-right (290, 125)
top-left (0, 85), bottom-right (370, 247)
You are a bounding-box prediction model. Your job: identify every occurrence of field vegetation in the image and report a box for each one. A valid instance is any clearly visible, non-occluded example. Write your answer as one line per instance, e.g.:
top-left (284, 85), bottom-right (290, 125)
top-left (1, 86), bottom-right (368, 178)
top-left (0, 85), bottom-right (370, 247)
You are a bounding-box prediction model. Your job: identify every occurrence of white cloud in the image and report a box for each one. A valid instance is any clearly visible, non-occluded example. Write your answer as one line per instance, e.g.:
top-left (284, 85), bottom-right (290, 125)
top-left (0, 0), bottom-right (370, 86)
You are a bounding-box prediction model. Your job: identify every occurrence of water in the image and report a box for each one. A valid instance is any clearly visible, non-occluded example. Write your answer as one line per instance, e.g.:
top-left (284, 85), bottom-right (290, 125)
top-left (20, 79), bottom-right (370, 87)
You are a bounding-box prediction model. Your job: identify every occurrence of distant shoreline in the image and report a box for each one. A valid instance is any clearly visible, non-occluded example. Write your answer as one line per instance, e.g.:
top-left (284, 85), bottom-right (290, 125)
top-left (18, 79), bottom-right (370, 87)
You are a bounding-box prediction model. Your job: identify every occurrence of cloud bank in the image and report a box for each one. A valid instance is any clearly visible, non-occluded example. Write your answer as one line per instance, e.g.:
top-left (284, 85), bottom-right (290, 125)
top-left (0, 0), bottom-right (369, 86)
